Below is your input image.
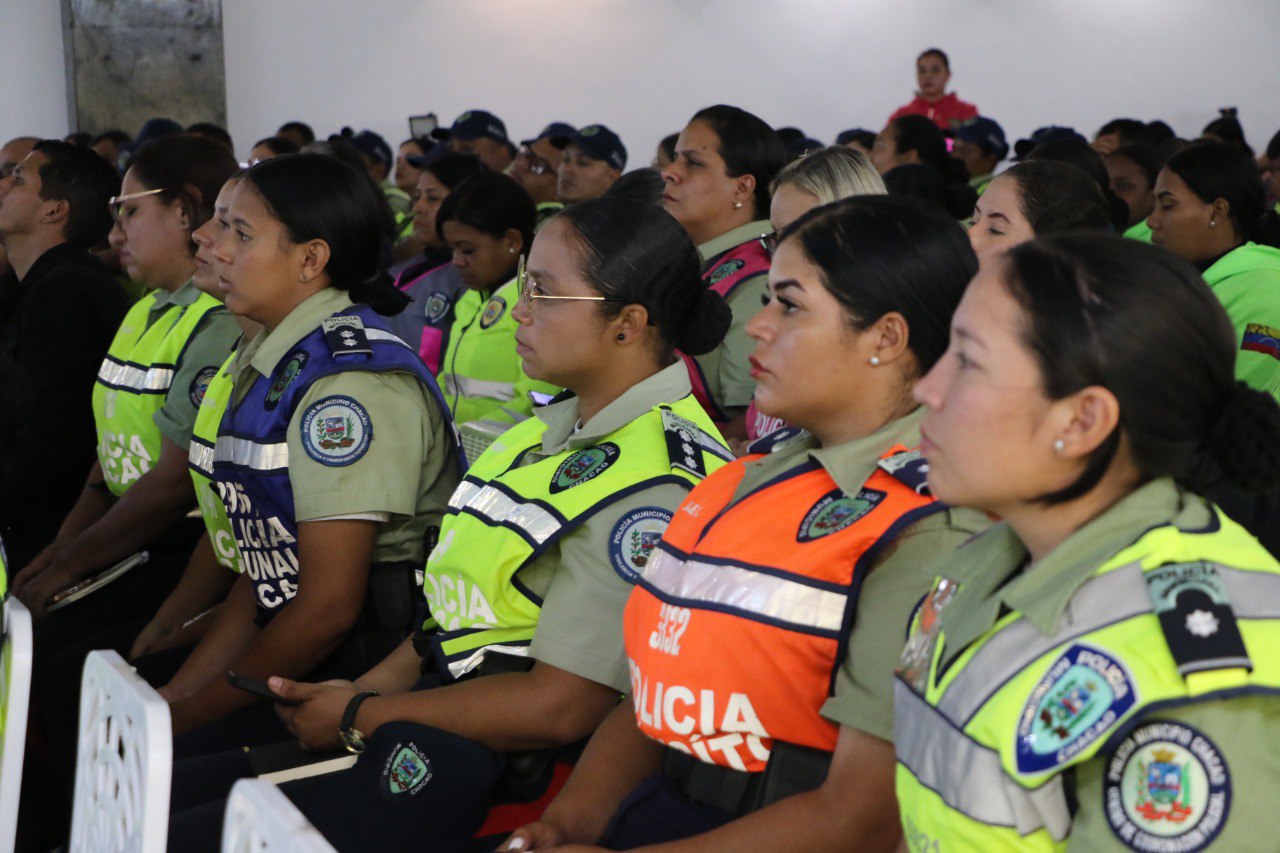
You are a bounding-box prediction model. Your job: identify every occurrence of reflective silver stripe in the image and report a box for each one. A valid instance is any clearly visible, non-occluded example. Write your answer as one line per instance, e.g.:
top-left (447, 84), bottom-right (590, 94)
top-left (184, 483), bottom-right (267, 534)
top-left (444, 374), bottom-right (516, 402)
top-left (447, 644), bottom-right (530, 679)
top-left (365, 328), bottom-right (409, 347)
top-left (188, 442), bottom-right (215, 476)
top-left (447, 480), bottom-right (484, 510)
top-left (641, 548), bottom-right (847, 633)
top-left (454, 483), bottom-right (561, 544)
top-left (97, 358), bottom-right (175, 392)
top-left (895, 682), bottom-right (1072, 840)
top-left (937, 561), bottom-right (1280, 724)
top-left (213, 435), bottom-right (290, 471)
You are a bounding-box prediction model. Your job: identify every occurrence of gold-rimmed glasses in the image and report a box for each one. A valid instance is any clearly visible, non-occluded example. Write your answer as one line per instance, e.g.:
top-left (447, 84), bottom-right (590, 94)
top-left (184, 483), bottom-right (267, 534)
top-left (108, 187), bottom-right (166, 221)
top-left (516, 254), bottom-right (626, 311)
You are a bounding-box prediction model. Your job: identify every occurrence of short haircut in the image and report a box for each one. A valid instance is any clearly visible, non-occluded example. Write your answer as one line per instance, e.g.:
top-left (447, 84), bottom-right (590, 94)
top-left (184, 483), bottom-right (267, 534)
top-left (31, 139), bottom-right (121, 245)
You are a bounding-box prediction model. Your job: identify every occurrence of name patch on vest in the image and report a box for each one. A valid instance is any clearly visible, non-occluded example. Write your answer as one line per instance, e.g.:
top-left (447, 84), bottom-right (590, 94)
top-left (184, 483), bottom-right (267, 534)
top-left (265, 350), bottom-right (308, 410)
top-left (189, 365), bottom-right (218, 407)
top-left (300, 395), bottom-right (373, 467)
top-left (549, 442), bottom-right (619, 493)
top-left (1103, 720), bottom-right (1230, 852)
top-left (1145, 562), bottom-right (1251, 677)
top-left (609, 507), bottom-right (672, 583)
top-left (708, 258), bottom-right (744, 284)
top-left (322, 316), bottom-right (372, 356)
top-left (424, 292), bottom-right (452, 324)
top-left (797, 487), bottom-right (885, 542)
top-left (1015, 644), bottom-right (1137, 774)
top-left (479, 295), bottom-right (507, 329)
top-left (382, 741), bottom-right (433, 800)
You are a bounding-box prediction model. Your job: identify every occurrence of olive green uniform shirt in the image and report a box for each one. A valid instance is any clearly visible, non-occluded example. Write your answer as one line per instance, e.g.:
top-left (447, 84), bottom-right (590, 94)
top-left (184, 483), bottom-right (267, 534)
top-left (696, 221), bottom-right (771, 413)
top-left (524, 362), bottom-right (699, 692)
top-left (150, 279), bottom-right (240, 449)
top-left (230, 288), bottom-right (458, 565)
top-left (931, 478), bottom-right (1280, 851)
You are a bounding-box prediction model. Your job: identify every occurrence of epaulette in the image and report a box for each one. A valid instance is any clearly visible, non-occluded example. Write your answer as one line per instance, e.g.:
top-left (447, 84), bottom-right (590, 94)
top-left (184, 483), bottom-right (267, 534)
top-left (1144, 561), bottom-right (1251, 678)
top-left (745, 425), bottom-right (808, 456)
top-left (878, 448), bottom-right (931, 496)
top-left (660, 408), bottom-right (732, 478)
top-left (321, 315), bottom-right (372, 357)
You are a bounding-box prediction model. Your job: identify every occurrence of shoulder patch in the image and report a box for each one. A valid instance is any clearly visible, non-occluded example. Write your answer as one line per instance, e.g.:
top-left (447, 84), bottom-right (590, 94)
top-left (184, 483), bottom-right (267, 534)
top-left (1145, 562), bottom-right (1250, 676)
top-left (322, 315), bottom-right (372, 356)
top-left (479, 295), bottom-right (507, 329)
top-left (1103, 720), bottom-right (1230, 851)
top-left (660, 408), bottom-right (706, 478)
top-left (189, 365), bottom-right (218, 407)
top-left (878, 448), bottom-right (932, 495)
top-left (1242, 323), bottom-right (1280, 361)
top-left (1015, 643), bottom-right (1137, 774)
top-left (549, 442), bottom-right (619, 493)
top-left (707, 258), bottom-right (745, 285)
top-left (608, 507), bottom-right (673, 583)
top-left (745, 425), bottom-right (808, 456)
top-left (300, 395), bottom-right (373, 467)
top-left (797, 487), bottom-right (885, 542)
top-left (264, 350), bottom-right (308, 411)
top-left (423, 292), bottom-right (453, 324)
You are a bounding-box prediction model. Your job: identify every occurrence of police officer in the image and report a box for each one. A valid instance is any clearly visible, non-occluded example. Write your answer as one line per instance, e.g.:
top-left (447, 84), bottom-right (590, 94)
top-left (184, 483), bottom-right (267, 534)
top-left (502, 197), bottom-right (986, 852)
top-left (155, 154), bottom-right (463, 738)
top-left (661, 105), bottom-right (786, 441)
top-left (167, 196), bottom-right (736, 850)
top-left (511, 122), bottom-right (575, 229)
top-left (557, 124), bottom-right (626, 205)
top-left (967, 161), bottom-right (1112, 261)
top-left (896, 236), bottom-right (1280, 851)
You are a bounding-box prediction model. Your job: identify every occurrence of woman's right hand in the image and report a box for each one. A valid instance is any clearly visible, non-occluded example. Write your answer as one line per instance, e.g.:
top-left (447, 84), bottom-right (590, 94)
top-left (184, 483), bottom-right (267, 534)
top-left (499, 820), bottom-right (569, 851)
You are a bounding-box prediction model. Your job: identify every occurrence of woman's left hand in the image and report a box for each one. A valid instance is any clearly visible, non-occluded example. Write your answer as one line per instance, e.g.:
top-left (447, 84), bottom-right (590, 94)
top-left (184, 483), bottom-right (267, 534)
top-left (271, 677), bottom-right (358, 751)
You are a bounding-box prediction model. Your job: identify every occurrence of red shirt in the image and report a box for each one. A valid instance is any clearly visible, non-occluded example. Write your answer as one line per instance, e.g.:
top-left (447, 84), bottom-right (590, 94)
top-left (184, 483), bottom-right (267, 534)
top-left (889, 92), bottom-right (979, 130)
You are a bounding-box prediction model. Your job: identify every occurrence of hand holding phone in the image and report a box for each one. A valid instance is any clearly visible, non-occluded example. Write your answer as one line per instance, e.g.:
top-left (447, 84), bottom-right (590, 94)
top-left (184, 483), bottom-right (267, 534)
top-left (226, 671), bottom-right (302, 706)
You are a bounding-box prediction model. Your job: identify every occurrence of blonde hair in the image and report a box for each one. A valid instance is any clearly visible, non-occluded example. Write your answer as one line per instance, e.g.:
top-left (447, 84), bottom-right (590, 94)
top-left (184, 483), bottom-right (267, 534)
top-left (772, 146), bottom-right (886, 205)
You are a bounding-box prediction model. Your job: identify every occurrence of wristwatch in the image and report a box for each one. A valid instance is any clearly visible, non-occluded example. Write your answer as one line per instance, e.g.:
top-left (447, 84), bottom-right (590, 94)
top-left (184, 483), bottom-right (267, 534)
top-left (339, 690), bottom-right (379, 754)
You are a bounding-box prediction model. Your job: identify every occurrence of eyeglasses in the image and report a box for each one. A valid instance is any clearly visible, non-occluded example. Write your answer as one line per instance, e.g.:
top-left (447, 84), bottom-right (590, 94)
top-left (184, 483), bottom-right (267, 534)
top-left (108, 187), bottom-right (166, 221)
top-left (516, 254), bottom-right (626, 311)
top-left (516, 147), bottom-right (555, 177)
top-left (758, 231), bottom-right (778, 257)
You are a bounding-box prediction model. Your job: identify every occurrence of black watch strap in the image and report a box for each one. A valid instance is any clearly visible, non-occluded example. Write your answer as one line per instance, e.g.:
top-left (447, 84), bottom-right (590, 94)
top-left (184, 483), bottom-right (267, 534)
top-left (339, 690), bottom-right (379, 747)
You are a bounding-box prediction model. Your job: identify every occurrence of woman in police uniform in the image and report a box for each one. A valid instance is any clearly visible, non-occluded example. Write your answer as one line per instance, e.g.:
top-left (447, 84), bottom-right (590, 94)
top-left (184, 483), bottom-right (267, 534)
top-left (168, 196), bottom-right (736, 849)
top-left (502, 196), bottom-right (986, 852)
top-left (153, 154), bottom-right (463, 738)
top-left (894, 236), bottom-right (1280, 851)
top-left (661, 105), bottom-right (786, 441)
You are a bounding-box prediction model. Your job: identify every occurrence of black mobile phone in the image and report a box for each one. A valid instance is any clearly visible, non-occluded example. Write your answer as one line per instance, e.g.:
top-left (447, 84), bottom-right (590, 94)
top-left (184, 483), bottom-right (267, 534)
top-left (226, 671), bottom-right (302, 706)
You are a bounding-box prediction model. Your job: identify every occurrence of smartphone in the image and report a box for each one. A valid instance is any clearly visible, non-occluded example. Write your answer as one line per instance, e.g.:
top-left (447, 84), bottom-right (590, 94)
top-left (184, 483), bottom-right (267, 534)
top-left (226, 671), bottom-right (302, 706)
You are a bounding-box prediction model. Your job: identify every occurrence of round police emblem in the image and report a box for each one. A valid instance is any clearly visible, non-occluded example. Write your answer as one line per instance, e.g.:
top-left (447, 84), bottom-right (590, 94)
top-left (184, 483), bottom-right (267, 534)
top-left (608, 507), bottom-right (672, 583)
top-left (1103, 720), bottom-right (1230, 852)
top-left (424, 292), bottom-right (452, 324)
top-left (479, 295), bottom-right (507, 329)
top-left (300, 395), bottom-right (372, 467)
top-left (797, 487), bottom-right (884, 542)
top-left (708, 258), bottom-right (744, 285)
top-left (550, 442), bottom-right (620, 493)
top-left (189, 366), bottom-right (218, 407)
top-left (265, 350), bottom-right (308, 410)
top-left (382, 741), bottom-right (433, 799)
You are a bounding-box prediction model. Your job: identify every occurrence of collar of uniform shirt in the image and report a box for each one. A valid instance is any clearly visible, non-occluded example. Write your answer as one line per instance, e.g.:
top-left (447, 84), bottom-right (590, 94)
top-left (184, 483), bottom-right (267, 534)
top-left (244, 287), bottom-right (354, 380)
top-left (807, 406), bottom-right (926, 501)
top-left (696, 219), bottom-right (772, 264)
top-left (150, 276), bottom-right (203, 312)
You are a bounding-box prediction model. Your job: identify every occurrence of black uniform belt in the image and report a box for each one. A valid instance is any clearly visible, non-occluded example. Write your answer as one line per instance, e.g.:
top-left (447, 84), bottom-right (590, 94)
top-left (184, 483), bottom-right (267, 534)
top-left (662, 748), bottom-right (763, 816)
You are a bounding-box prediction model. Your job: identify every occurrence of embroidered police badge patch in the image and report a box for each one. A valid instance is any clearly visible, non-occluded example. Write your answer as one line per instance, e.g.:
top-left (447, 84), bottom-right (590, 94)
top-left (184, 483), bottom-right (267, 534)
top-left (1015, 644), bottom-right (1137, 774)
top-left (797, 487), bottom-right (885, 542)
top-left (1103, 720), bottom-right (1230, 852)
top-left (382, 741), bottom-right (433, 799)
top-left (264, 351), bottom-right (308, 411)
top-left (549, 443), bottom-right (620, 493)
top-left (424, 292), bottom-right (452, 324)
top-left (609, 507), bottom-right (672, 583)
top-left (300, 395), bottom-right (372, 467)
top-left (479, 295), bottom-right (507, 329)
top-left (189, 366), bottom-right (218, 407)
top-left (707, 258), bottom-right (744, 285)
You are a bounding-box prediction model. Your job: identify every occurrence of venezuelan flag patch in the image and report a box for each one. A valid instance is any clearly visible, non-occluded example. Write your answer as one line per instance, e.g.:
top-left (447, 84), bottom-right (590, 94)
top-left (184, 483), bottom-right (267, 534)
top-left (1242, 323), bottom-right (1280, 360)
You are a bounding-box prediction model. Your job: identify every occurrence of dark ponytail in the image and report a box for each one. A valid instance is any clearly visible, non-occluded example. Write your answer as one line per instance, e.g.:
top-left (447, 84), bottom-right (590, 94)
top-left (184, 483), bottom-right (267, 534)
top-left (1025, 139), bottom-right (1130, 232)
top-left (885, 116), bottom-right (976, 218)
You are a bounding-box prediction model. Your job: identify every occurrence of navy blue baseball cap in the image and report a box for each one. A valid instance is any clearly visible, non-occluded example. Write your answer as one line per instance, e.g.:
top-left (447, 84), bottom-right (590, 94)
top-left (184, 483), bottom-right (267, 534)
top-left (450, 110), bottom-right (508, 143)
top-left (568, 124), bottom-right (627, 170)
top-left (954, 117), bottom-right (1009, 160)
top-left (1014, 126), bottom-right (1086, 160)
top-left (350, 129), bottom-right (393, 166)
top-left (521, 122), bottom-right (577, 148)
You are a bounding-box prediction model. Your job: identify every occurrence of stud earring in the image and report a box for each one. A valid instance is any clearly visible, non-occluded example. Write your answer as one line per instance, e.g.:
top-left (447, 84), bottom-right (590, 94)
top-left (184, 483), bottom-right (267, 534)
top-left (508, 247), bottom-right (516, 254)
top-left (617, 333), bottom-right (625, 342)
top-left (1053, 439), bottom-right (1065, 452)
top-left (734, 201), bottom-right (743, 209)
top-left (1209, 220), bottom-right (1217, 228)
top-left (869, 356), bottom-right (881, 366)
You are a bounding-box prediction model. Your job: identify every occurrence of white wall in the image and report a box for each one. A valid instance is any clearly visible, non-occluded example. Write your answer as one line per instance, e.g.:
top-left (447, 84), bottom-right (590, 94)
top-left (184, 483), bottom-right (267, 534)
top-left (5, 0), bottom-right (1280, 164)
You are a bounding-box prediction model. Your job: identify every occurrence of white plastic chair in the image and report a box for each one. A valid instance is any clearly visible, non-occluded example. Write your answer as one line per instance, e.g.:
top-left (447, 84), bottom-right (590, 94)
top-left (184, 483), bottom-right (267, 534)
top-left (0, 596), bottom-right (34, 850)
top-left (70, 649), bottom-right (172, 852)
top-left (220, 778), bottom-right (336, 852)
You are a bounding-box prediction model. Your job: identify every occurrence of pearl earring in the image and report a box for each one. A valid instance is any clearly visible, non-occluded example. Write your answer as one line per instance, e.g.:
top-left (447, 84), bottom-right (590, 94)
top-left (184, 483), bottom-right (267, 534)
top-left (869, 356), bottom-right (881, 366)
top-left (1053, 439), bottom-right (1065, 452)
top-left (508, 247), bottom-right (516, 254)
top-left (734, 201), bottom-right (743, 209)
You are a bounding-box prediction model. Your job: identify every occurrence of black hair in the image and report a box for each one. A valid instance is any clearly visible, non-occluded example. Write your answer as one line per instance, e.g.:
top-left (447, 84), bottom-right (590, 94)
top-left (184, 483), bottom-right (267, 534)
top-left (91, 129), bottom-right (132, 147)
top-left (1001, 161), bottom-right (1114, 237)
top-left (435, 171), bottom-right (535, 257)
top-left (240, 153), bottom-right (407, 316)
top-left (1266, 128), bottom-right (1280, 162)
top-left (1109, 143), bottom-right (1163, 189)
top-left (31, 139), bottom-right (121, 245)
top-left (1164, 141), bottom-right (1280, 248)
top-left (554, 198), bottom-right (730, 358)
top-left (836, 129), bottom-right (878, 150)
top-left (1096, 118), bottom-right (1152, 148)
top-left (64, 132), bottom-right (92, 148)
top-left (252, 136), bottom-right (300, 157)
top-left (883, 163), bottom-right (976, 220)
top-left (1026, 139), bottom-right (1130, 231)
top-left (423, 152), bottom-right (486, 191)
top-left (1003, 235), bottom-right (1280, 501)
top-left (658, 133), bottom-right (679, 164)
top-left (918, 48), bottom-right (950, 70)
top-left (1202, 109), bottom-right (1253, 157)
top-left (124, 135), bottom-right (240, 253)
top-left (187, 122), bottom-right (234, 152)
top-left (604, 168), bottom-right (666, 207)
top-left (780, 194), bottom-right (977, 375)
top-left (689, 105), bottom-right (787, 219)
top-left (277, 121), bottom-right (316, 145)
top-left (1146, 120), bottom-right (1175, 146)
top-left (304, 137), bottom-right (368, 175)
top-left (888, 115), bottom-right (973, 184)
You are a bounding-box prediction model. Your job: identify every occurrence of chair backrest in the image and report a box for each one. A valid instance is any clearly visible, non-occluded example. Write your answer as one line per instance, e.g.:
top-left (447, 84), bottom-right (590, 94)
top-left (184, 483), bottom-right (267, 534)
top-left (221, 778), bottom-right (336, 852)
top-left (70, 649), bottom-right (172, 852)
top-left (0, 596), bottom-right (34, 851)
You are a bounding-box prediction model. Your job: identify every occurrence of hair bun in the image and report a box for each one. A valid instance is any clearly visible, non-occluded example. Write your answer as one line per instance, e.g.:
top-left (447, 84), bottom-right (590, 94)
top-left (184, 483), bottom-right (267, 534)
top-left (1198, 382), bottom-right (1280, 493)
top-left (351, 269), bottom-right (410, 316)
top-left (673, 288), bottom-right (732, 356)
